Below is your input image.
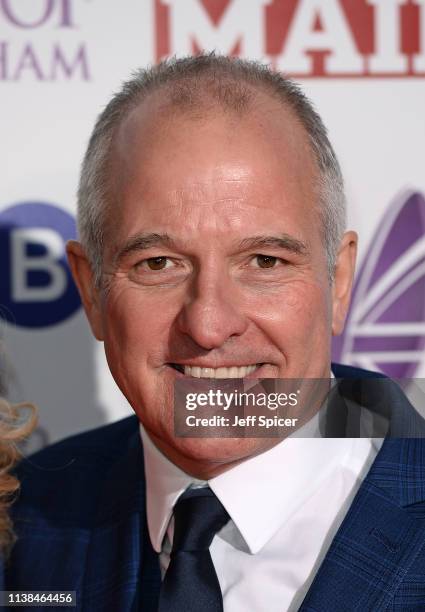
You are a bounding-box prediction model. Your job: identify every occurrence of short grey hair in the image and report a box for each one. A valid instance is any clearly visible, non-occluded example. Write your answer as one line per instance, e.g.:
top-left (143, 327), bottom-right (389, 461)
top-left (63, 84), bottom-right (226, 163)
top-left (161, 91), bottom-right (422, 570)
top-left (77, 53), bottom-right (346, 286)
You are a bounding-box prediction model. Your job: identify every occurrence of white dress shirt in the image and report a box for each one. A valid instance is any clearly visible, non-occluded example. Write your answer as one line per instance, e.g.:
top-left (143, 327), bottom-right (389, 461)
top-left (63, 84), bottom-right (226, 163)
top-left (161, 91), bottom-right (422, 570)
top-left (140, 420), bottom-right (383, 612)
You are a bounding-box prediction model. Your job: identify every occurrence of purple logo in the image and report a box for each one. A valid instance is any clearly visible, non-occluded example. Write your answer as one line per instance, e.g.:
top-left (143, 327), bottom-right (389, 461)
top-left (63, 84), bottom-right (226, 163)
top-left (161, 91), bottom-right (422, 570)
top-left (332, 191), bottom-right (425, 377)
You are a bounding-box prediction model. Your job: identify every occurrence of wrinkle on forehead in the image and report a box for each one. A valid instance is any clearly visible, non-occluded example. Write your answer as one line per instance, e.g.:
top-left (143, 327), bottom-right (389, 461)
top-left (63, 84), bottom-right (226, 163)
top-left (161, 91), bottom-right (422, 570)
top-left (163, 177), bottom-right (265, 207)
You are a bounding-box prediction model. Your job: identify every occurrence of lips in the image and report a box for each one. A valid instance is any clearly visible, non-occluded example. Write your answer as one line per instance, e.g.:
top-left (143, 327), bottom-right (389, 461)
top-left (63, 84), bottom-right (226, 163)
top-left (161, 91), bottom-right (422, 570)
top-left (169, 364), bottom-right (259, 378)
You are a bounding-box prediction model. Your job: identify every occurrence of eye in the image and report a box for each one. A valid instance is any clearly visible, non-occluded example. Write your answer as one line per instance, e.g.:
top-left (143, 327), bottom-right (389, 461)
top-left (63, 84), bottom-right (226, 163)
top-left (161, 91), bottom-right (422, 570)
top-left (129, 255), bottom-right (189, 286)
top-left (143, 257), bottom-right (172, 271)
top-left (253, 255), bottom-right (279, 269)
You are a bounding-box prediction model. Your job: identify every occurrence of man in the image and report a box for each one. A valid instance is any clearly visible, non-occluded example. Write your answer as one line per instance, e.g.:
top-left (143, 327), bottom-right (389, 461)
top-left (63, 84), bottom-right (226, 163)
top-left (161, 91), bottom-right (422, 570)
top-left (6, 54), bottom-right (425, 611)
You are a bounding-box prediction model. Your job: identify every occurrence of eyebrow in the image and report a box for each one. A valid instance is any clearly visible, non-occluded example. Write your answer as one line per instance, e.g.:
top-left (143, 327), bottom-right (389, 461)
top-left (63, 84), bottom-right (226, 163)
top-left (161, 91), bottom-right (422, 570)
top-left (114, 233), bottom-right (175, 264)
top-left (238, 235), bottom-right (308, 256)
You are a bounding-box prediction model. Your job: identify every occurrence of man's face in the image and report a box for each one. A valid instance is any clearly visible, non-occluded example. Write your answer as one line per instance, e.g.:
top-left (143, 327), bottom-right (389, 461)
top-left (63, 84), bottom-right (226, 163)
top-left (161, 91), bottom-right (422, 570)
top-left (68, 94), bottom-right (356, 477)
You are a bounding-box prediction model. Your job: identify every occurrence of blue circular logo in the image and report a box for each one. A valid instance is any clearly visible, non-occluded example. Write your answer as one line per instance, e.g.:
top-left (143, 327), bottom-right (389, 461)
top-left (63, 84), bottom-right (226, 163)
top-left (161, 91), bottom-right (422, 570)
top-left (0, 202), bottom-right (81, 328)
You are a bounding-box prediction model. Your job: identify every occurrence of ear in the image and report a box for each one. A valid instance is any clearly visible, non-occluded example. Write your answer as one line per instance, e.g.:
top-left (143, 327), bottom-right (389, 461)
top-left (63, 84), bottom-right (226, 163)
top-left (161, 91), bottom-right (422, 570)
top-left (66, 240), bottom-right (104, 340)
top-left (331, 231), bottom-right (358, 336)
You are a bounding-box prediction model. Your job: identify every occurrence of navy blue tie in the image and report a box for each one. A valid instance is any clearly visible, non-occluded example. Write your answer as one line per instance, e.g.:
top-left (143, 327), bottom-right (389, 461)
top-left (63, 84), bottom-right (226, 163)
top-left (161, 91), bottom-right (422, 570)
top-left (158, 487), bottom-right (230, 612)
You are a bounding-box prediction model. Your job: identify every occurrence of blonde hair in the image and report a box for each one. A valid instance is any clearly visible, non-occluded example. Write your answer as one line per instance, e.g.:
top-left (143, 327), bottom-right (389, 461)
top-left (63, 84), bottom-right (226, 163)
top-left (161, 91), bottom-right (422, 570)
top-left (0, 398), bottom-right (37, 557)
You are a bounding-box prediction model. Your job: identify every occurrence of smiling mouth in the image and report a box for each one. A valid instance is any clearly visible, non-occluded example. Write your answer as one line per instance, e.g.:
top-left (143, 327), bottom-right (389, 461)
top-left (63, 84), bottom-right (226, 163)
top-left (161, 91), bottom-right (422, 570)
top-left (169, 364), bottom-right (260, 378)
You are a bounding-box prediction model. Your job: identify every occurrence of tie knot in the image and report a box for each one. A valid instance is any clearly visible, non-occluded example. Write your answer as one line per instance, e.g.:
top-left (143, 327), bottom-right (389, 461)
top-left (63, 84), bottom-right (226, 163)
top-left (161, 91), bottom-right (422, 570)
top-left (172, 487), bottom-right (230, 553)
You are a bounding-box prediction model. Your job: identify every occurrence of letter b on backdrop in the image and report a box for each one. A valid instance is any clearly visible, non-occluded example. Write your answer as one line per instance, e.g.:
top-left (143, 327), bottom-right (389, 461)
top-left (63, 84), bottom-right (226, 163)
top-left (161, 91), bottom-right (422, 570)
top-left (0, 202), bottom-right (81, 327)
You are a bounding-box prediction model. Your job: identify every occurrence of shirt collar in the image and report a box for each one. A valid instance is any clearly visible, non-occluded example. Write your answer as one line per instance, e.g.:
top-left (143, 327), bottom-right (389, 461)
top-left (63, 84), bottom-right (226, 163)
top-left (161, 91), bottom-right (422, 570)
top-left (216, 438), bottom-right (359, 553)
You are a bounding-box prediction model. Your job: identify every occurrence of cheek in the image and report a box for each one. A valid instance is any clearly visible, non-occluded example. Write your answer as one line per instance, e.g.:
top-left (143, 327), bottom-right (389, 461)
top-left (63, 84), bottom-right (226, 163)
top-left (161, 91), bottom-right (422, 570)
top-left (100, 287), bottom-right (175, 426)
top-left (247, 281), bottom-right (332, 346)
top-left (249, 279), bottom-right (330, 320)
top-left (101, 285), bottom-right (176, 361)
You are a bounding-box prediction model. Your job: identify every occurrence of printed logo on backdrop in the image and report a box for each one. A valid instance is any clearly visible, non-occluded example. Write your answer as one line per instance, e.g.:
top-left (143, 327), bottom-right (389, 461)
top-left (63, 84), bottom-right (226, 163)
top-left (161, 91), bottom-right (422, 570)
top-left (0, 0), bottom-right (90, 81)
top-left (332, 192), bottom-right (425, 378)
top-left (0, 202), bottom-right (81, 327)
top-left (156, 0), bottom-right (425, 77)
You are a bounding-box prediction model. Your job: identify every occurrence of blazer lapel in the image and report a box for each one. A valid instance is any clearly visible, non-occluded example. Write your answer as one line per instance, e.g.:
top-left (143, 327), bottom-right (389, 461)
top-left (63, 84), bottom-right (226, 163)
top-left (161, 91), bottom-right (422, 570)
top-left (81, 430), bottom-right (161, 612)
top-left (299, 438), bottom-right (425, 611)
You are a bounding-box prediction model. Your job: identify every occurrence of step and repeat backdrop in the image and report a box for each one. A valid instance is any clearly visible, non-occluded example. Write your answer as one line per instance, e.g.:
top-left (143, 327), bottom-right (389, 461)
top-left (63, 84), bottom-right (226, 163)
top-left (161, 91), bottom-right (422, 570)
top-left (1, 0), bottom-right (425, 450)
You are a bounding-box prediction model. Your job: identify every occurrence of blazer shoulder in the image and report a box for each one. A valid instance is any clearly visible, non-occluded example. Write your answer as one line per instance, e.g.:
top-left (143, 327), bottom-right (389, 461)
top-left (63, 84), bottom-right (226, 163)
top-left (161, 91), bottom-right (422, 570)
top-left (13, 415), bottom-right (140, 526)
top-left (24, 414), bottom-right (139, 467)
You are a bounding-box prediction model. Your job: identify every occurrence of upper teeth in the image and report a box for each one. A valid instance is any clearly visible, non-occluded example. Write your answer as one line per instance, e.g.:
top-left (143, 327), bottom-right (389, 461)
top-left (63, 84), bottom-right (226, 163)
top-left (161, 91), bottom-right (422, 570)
top-left (183, 365), bottom-right (258, 378)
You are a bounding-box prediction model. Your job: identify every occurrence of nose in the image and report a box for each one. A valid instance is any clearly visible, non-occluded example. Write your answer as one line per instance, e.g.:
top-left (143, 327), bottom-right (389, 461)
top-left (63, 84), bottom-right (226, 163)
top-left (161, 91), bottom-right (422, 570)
top-left (176, 267), bottom-right (248, 350)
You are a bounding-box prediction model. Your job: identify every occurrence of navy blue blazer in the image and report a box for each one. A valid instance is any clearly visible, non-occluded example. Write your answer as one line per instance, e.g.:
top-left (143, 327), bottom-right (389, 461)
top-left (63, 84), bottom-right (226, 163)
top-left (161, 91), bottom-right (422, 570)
top-left (5, 365), bottom-right (425, 611)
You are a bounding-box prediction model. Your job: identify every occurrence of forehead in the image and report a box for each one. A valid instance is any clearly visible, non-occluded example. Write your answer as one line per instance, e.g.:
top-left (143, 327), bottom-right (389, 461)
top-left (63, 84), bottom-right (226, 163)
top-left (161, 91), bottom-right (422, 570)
top-left (108, 90), bottom-right (320, 247)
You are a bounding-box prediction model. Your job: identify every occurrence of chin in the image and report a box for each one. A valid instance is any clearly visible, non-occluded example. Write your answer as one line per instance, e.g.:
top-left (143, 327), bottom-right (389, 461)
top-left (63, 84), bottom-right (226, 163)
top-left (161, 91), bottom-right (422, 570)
top-left (169, 436), bottom-right (274, 476)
